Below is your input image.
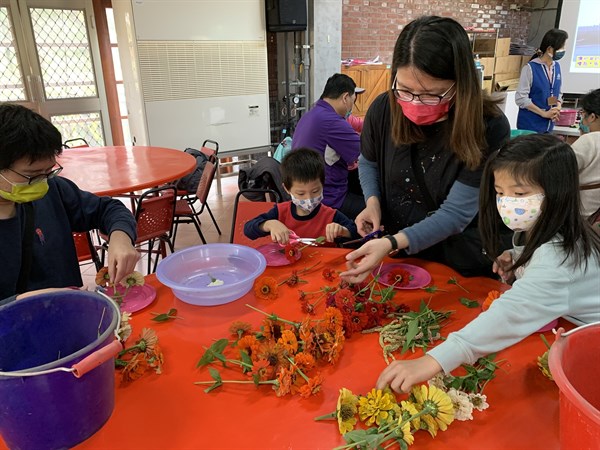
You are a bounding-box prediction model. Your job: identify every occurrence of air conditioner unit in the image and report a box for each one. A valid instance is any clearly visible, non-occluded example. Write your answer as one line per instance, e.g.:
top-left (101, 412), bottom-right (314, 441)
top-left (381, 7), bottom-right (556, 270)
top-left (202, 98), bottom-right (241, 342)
top-left (112, 0), bottom-right (270, 153)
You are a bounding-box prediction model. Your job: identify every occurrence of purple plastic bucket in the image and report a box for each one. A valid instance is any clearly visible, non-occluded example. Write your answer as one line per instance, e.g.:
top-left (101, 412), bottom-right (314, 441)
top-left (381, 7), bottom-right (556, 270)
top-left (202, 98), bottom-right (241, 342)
top-left (0, 291), bottom-right (119, 450)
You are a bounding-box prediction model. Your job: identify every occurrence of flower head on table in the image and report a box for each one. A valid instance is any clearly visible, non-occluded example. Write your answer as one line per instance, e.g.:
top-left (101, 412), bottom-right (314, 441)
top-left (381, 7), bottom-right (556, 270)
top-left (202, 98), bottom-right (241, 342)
top-left (116, 327), bottom-right (164, 384)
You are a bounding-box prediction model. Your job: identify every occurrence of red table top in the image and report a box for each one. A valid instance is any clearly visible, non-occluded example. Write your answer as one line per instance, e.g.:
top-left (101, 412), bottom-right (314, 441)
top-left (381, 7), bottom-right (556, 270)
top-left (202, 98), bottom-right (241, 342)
top-left (58, 146), bottom-right (196, 196)
top-left (2, 249), bottom-right (566, 449)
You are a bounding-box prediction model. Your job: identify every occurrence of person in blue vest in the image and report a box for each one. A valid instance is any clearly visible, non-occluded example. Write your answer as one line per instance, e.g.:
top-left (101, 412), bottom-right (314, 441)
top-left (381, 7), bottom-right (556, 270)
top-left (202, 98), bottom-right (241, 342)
top-left (515, 29), bottom-right (568, 133)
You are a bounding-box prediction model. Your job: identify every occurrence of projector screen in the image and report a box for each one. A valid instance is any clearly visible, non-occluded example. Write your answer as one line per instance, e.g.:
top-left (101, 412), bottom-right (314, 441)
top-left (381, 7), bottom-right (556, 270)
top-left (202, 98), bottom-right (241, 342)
top-left (558, 0), bottom-right (600, 94)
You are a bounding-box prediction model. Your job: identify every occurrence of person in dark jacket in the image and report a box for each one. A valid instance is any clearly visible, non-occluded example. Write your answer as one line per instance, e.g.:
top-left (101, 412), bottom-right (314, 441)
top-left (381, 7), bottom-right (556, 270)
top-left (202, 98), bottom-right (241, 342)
top-left (0, 104), bottom-right (138, 302)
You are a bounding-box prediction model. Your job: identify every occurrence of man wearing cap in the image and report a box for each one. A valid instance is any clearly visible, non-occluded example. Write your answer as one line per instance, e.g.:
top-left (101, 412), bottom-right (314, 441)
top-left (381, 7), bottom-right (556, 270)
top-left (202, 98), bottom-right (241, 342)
top-left (292, 73), bottom-right (365, 219)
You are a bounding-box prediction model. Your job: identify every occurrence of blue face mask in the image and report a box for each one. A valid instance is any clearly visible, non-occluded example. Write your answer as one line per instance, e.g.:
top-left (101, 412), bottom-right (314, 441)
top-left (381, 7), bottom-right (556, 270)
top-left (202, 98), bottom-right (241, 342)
top-left (553, 50), bottom-right (565, 61)
top-left (580, 123), bottom-right (590, 134)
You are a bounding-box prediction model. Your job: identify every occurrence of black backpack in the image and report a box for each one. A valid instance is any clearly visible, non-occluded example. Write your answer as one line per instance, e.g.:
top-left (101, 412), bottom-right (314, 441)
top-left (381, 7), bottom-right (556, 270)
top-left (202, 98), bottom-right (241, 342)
top-left (238, 157), bottom-right (290, 202)
top-left (176, 148), bottom-right (209, 193)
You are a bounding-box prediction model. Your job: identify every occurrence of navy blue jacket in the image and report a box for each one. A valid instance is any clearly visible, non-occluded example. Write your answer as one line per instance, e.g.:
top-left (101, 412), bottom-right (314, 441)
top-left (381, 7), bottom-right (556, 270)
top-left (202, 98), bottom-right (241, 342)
top-left (517, 61), bottom-right (562, 133)
top-left (0, 177), bottom-right (137, 300)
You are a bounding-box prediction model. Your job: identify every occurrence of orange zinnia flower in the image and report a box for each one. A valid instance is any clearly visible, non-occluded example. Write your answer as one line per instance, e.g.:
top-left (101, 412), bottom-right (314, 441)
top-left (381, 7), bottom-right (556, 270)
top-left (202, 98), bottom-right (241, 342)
top-left (95, 267), bottom-right (110, 287)
top-left (323, 307), bottom-right (344, 333)
top-left (278, 329), bottom-right (299, 355)
top-left (121, 352), bottom-right (149, 383)
top-left (137, 328), bottom-right (159, 355)
top-left (238, 335), bottom-right (260, 358)
top-left (248, 359), bottom-right (272, 381)
top-left (229, 321), bottom-right (252, 338)
top-left (299, 372), bottom-right (324, 398)
top-left (253, 276), bottom-right (279, 300)
top-left (275, 366), bottom-right (295, 397)
top-left (482, 290), bottom-right (502, 311)
top-left (294, 352), bottom-right (316, 371)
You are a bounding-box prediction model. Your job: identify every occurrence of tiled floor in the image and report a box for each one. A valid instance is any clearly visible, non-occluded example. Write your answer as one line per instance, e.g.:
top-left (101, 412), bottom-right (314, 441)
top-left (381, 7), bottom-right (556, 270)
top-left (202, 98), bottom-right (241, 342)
top-left (80, 174), bottom-right (240, 286)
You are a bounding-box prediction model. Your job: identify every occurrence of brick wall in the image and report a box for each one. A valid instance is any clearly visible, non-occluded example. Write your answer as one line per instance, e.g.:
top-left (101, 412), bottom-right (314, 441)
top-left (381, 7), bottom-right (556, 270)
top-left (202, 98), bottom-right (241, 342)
top-left (342, 0), bottom-right (534, 64)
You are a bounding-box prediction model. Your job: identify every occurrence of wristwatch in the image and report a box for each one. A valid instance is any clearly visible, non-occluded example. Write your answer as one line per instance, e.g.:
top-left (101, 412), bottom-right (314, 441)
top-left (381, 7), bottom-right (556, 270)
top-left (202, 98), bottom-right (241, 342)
top-left (383, 234), bottom-right (399, 254)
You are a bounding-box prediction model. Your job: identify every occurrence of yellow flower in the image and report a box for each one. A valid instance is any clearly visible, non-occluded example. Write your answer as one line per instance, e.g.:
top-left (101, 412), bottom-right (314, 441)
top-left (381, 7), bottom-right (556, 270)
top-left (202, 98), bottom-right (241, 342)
top-left (121, 271), bottom-right (145, 288)
top-left (396, 418), bottom-right (414, 446)
top-left (411, 385), bottom-right (454, 433)
top-left (537, 349), bottom-right (553, 380)
top-left (336, 388), bottom-right (359, 434)
top-left (358, 388), bottom-right (396, 426)
top-left (400, 400), bottom-right (421, 431)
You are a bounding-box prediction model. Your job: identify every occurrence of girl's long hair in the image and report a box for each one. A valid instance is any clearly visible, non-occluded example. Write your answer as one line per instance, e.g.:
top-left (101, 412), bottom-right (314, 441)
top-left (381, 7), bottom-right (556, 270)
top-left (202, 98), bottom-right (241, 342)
top-left (479, 134), bottom-right (600, 271)
top-left (388, 16), bottom-right (502, 170)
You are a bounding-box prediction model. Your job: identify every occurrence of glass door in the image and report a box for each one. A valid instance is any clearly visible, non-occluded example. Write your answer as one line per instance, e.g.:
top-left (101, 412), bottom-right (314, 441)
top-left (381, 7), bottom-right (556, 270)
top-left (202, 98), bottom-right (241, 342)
top-left (0, 0), bottom-right (110, 145)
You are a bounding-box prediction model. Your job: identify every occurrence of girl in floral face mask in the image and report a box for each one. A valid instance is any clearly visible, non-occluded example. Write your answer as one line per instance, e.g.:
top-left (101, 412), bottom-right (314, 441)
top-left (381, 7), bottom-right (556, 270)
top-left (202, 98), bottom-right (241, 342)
top-left (374, 134), bottom-right (600, 396)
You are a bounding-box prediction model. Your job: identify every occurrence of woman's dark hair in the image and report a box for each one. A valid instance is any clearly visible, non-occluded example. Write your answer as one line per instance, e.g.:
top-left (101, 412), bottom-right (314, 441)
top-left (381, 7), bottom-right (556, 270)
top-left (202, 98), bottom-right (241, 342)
top-left (281, 147), bottom-right (325, 188)
top-left (580, 88), bottom-right (600, 116)
top-left (0, 103), bottom-right (63, 170)
top-left (479, 134), bottom-right (600, 271)
top-left (535, 28), bottom-right (569, 58)
top-left (388, 16), bottom-right (502, 170)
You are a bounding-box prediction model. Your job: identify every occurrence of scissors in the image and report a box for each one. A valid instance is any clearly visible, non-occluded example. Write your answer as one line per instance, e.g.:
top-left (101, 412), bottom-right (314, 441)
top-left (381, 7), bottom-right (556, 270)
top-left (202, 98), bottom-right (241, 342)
top-left (279, 231), bottom-right (318, 247)
top-left (340, 229), bottom-right (384, 247)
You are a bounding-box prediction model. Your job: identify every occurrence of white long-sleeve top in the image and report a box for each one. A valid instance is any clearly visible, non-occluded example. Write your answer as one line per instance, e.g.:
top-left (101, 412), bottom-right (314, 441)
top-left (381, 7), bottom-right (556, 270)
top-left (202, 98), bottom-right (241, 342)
top-left (427, 236), bottom-right (600, 373)
top-left (571, 131), bottom-right (600, 218)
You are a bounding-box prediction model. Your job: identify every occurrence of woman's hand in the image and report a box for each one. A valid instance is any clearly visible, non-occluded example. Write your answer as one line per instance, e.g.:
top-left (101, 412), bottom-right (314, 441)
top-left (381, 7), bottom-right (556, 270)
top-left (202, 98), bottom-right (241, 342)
top-left (263, 220), bottom-right (291, 245)
top-left (376, 355), bottom-right (442, 393)
top-left (355, 197), bottom-right (382, 237)
top-left (542, 108), bottom-right (560, 121)
top-left (106, 230), bottom-right (140, 285)
top-left (340, 237), bottom-right (392, 283)
top-left (492, 250), bottom-right (515, 284)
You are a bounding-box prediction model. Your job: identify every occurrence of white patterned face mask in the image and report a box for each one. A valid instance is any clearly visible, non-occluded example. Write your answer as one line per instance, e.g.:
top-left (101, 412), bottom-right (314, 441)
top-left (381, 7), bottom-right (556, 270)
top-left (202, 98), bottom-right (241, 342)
top-left (291, 193), bottom-right (323, 214)
top-left (496, 193), bottom-right (545, 231)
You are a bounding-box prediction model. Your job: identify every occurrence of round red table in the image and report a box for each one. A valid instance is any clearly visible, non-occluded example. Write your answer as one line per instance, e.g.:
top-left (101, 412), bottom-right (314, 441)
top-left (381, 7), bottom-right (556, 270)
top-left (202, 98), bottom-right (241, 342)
top-left (58, 146), bottom-right (196, 196)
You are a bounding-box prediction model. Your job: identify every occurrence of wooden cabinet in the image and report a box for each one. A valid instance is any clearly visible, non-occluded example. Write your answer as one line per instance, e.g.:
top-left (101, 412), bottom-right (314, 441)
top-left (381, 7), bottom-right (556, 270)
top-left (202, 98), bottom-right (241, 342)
top-left (341, 65), bottom-right (391, 117)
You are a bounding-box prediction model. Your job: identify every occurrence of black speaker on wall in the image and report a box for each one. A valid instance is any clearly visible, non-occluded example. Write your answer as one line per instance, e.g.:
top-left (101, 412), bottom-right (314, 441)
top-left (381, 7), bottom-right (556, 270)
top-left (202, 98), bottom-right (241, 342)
top-left (265, 0), bottom-right (307, 32)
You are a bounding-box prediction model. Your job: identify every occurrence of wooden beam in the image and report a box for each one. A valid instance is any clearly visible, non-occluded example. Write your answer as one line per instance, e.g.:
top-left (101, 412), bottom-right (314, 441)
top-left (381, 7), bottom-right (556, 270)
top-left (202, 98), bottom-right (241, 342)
top-left (92, 0), bottom-right (124, 145)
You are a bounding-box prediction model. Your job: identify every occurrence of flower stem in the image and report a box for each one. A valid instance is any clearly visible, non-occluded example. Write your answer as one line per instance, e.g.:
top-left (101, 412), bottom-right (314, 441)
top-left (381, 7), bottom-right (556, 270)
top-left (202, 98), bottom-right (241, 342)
top-left (245, 304), bottom-right (300, 327)
top-left (193, 379), bottom-right (277, 386)
top-left (314, 411), bottom-right (336, 421)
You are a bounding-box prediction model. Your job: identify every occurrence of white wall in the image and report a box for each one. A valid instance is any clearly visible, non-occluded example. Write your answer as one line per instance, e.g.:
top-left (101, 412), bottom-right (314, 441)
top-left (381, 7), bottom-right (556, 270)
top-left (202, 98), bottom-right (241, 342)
top-left (112, 0), bottom-right (271, 153)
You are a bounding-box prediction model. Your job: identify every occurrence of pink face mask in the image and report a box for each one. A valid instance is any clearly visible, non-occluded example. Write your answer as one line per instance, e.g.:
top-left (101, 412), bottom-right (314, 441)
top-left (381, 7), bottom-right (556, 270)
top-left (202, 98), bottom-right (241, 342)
top-left (397, 98), bottom-right (453, 126)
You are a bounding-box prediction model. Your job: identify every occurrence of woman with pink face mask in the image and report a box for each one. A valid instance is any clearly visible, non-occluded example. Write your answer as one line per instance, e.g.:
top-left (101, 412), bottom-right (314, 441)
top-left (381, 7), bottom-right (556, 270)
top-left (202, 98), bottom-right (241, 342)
top-left (342, 16), bottom-right (511, 283)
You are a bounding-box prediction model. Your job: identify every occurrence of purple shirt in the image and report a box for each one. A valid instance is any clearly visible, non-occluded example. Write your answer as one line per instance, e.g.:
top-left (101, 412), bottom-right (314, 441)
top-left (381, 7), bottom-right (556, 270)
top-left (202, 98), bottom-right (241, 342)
top-left (292, 99), bottom-right (361, 208)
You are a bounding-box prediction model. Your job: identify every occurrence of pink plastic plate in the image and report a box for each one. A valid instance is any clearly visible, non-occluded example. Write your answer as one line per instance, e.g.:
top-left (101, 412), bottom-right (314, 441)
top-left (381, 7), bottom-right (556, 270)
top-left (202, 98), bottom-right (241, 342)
top-left (375, 263), bottom-right (432, 290)
top-left (257, 243), bottom-right (302, 267)
top-left (105, 284), bottom-right (157, 313)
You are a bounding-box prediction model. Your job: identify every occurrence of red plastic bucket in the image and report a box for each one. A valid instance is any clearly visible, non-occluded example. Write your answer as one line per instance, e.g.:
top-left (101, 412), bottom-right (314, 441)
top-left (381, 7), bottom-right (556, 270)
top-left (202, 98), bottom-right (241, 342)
top-left (549, 323), bottom-right (600, 450)
top-left (556, 108), bottom-right (578, 127)
top-left (0, 291), bottom-right (122, 450)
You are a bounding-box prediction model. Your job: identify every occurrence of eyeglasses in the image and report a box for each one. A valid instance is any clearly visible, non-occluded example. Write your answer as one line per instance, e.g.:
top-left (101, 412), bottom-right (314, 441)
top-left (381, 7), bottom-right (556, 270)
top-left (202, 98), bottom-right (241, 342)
top-left (7, 163), bottom-right (63, 185)
top-left (392, 76), bottom-right (455, 106)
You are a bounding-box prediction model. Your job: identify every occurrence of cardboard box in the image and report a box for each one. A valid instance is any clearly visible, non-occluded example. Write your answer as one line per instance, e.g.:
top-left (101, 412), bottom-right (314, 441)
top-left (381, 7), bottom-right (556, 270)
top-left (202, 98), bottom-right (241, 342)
top-left (495, 37), bottom-right (511, 57)
top-left (480, 57), bottom-right (495, 77)
top-left (493, 72), bottom-right (520, 91)
top-left (473, 37), bottom-right (497, 57)
top-left (482, 79), bottom-right (493, 94)
top-left (521, 55), bottom-right (531, 69)
top-left (494, 55), bottom-right (522, 74)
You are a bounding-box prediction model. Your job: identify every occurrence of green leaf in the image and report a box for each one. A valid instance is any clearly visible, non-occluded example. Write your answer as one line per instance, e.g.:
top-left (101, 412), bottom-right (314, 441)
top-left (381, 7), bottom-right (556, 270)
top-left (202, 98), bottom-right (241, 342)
top-left (167, 308), bottom-right (177, 315)
top-left (240, 351), bottom-right (253, 374)
top-left (196, 338), bottom-right (229, 367)
top-left (208, 367), bottom-right (222, 383)
top-left (459, 297), bottom-right (479, 308)
top-left (204, 380), bottom-right (223, 393)
top-left (151, 313), bottom-right (171, 322)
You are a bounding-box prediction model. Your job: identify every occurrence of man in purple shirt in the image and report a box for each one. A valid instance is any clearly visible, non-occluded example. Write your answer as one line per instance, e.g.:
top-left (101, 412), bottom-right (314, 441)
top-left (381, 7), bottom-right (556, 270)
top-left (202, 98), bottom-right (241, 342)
top-left (292, 73), bottom-right (365, 219)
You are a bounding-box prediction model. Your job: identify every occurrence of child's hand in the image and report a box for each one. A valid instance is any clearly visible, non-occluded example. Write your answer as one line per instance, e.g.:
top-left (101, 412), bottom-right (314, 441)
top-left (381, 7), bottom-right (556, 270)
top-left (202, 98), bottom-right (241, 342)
top-left (262, 220), bottom-right (291, 245)
top-left (493, 250), bottom-right (515, 284)
top-left (325, 223), bottom-right (349, 242)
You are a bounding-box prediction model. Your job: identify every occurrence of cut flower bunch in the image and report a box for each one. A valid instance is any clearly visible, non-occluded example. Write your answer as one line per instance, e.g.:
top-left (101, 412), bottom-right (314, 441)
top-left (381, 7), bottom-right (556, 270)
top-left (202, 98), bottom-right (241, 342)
top-left (316, 384), bottom-right (456, 450)
top-left (95, 267), bottom-right (145, 306)
top-left (317, 356), bottom-right (500, 449)
top-left (194, 305), bottom-right (345, 397)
